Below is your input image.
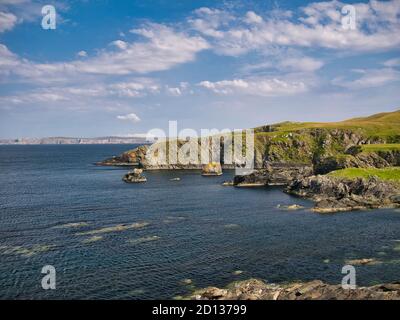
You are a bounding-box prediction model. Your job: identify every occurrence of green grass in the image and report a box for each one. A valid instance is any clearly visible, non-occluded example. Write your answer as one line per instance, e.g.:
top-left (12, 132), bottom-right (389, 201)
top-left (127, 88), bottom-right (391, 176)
top-left (254, 110), bottom-right (400, 140)
top-left (361, 144), bottom-right (400, 152)
top-left (328, 167), bottom-right (400, 182)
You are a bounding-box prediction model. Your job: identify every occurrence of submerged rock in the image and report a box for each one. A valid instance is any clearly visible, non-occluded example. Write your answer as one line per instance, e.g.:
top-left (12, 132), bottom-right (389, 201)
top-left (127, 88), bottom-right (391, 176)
top-left (82, 236), bottom-right (103, 244)
top-left (345, 258), bottom-right (381, 266)
top-left (188, 278), bottom-right (400, 300)
top-left (202, 162), bottom-right (223, 176)
top-left (76, 222), bottom-right (149, 236)
top-left (123, 168), bottom-right (147, 183)
top-left (181, 279), bottom-right (193, 285)
top-left (277, 204), bottom-right (304, 211)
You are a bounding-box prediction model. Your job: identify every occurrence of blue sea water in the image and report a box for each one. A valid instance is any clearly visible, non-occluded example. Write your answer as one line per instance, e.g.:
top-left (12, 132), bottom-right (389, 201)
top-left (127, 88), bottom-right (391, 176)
top-left (0, 145), bottom-right (400, 299)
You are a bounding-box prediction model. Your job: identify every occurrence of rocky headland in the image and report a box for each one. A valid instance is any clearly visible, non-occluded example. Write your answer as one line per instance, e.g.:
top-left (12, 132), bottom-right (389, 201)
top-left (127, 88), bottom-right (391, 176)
top-left (187, 278), bottom-right (400, 300)
top-left (98, 110), bottom-right (400, 213)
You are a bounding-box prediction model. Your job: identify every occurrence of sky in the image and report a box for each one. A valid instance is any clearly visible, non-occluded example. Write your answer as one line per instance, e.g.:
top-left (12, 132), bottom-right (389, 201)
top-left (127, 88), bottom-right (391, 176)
top-left (0, 0), bottom-right (399, 138)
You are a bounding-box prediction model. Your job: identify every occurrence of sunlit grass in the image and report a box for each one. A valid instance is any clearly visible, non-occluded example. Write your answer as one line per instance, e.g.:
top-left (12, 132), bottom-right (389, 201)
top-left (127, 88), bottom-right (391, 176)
top-left (328, 167), bottom-right (400, 182)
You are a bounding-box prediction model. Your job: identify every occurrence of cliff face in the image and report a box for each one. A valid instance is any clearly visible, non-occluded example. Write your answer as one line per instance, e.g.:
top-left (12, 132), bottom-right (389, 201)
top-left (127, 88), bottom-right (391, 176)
top-left (98, 110), bottom-right (400, 173)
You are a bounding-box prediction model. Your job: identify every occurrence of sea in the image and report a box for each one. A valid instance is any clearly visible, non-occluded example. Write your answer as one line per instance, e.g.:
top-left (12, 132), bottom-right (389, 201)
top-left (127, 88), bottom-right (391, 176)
top-left (0, 145), bottom-right (399, 299)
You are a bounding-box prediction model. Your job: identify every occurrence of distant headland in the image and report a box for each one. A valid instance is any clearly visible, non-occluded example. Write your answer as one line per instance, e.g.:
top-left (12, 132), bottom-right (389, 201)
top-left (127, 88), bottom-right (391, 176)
top-left (0, 136), bottom-right (155, 145)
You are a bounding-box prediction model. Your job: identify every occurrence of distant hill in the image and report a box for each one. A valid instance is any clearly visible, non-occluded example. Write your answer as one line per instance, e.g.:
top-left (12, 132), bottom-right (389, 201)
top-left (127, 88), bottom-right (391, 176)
top-left (0, 136), bottom-right (154, 145)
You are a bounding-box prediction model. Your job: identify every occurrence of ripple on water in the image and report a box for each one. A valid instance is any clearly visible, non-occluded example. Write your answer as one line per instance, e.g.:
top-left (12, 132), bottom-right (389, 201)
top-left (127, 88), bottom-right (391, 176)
top-left (127, 236), bottom-right (160, 245)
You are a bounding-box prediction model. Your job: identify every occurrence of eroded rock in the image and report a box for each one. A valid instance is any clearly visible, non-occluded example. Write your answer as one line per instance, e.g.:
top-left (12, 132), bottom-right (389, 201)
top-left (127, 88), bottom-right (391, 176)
top-left (188, 278), bottom-right (400, 300)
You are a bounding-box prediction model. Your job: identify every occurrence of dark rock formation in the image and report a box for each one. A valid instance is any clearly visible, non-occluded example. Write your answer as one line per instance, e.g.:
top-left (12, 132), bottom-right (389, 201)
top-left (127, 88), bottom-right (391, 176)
top-left (123, 169), bottom-right (147, 183)
top-left (233, 162), bottom-right (313, 187)
top-left (314, 150), bottom-right (400, 174)
top-left (287, 175), bottom-right (400, 213)
top-left (188, 278), bottom-right (400, 300)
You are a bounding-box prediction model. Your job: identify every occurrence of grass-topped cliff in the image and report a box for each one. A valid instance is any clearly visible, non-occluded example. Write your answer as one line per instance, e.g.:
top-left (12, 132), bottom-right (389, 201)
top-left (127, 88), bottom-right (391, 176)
top-left (100, 109), bottom-right (400, 172)
top-left (252, 109), bottom-right (400, 170)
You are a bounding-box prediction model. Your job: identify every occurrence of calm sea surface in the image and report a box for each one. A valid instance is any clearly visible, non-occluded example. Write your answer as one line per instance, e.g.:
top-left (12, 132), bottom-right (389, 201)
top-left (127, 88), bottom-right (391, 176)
top-left (0, 145), bottom-right (400, 299)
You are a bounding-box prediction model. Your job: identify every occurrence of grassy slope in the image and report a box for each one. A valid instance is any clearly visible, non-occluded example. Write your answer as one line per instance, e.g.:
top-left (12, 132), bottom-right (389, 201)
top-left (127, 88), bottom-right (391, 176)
top-left (328, 167), bottom-right (400, 182)
top-left (361, 144), bottom-right (400, 152)
top-left (255, 110), bottom-right (400, 140)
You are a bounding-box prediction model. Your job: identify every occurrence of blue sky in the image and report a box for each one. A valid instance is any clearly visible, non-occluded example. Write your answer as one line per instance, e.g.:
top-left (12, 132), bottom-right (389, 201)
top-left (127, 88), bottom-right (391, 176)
top-left (0, 0), bottom-right (399, 138)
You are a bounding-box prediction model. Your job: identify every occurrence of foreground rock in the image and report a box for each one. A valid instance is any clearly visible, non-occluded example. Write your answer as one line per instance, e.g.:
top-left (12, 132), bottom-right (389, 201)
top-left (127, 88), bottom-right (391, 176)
top-left (287, 175), bottom-right (400, 213)
top-left (188, 278), bottom-right (400, 300)
top-left (202, 162), bottom-right (223, 176)
top-left (123, 169), bottom-right (147, 183)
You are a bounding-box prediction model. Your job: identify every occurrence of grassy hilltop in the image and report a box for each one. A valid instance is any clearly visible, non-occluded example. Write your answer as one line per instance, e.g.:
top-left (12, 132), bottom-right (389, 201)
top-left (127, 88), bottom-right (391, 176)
top-left (251, 110), bottom-right (400, 167)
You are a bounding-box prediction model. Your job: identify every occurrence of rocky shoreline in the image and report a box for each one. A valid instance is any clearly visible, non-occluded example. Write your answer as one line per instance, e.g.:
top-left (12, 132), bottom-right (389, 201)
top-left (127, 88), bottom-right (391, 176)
top-left (187, 278), bottom-right (400, 300)
top-left (287, 175), bottom-right (400, 213)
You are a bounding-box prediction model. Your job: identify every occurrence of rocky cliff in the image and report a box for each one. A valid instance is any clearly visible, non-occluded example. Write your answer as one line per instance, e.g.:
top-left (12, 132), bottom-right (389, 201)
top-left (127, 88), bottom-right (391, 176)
top-left (98, 110), bottom-right (400, 174)
top-left (287, 175), bottom-right (400, 213)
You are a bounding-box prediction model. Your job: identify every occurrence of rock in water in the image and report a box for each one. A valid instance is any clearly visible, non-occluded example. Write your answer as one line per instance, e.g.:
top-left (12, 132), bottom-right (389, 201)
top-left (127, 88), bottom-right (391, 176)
top-left (202, 162), bottom-right (223, 176)
top-left (123, 168), bottom-right (147, 183)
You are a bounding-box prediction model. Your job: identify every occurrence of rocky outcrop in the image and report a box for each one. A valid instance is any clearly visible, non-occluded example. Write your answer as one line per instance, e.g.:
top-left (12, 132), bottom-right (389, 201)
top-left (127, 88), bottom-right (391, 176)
top-left (98, 145), bottom-right (149, 166)
top-left (233, 162), bottom-right (313, 187)
top-left (287, 175), bottom-right (400, 213)
top-left (202, 162), bottom-right (223, 176)
top-left (122, 169), bottom-right (147, 183)
top-left (188, 278), bottom-right (400, 300)
top-left (314, 150), bottom-right (400, 174)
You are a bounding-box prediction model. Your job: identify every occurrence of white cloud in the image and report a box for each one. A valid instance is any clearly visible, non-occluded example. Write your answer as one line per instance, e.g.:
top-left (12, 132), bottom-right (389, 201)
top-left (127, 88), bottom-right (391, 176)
top-left (0, 12), bottom-right (17, 32)
top-left (279, 57), bottom-right (324, 72)
top-left (244, 11), bottom-right (263, 24)
top-left (117, 113), bottom-right (141, 123)
top-left (110, 40), bottom-right (128, 50)
top-left (77, 50), bottom-right (87, 57)
top-left (383, 58), bottom-right (400, 67)
top-left (194, 1), bottom-right (400, 56)
top-left (332, 68), bottom-right (400, 89)
top-left (199, 77), bottom-right (307, 96)
top-left (166, 87), bottom-right (182, 96)
top-left (0, 23), bottom-right (209, 82)
top-left (188, 7), bottom-right (232, 39)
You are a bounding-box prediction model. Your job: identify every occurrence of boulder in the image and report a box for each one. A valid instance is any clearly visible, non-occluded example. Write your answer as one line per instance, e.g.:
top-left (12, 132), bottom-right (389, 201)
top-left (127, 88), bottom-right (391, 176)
top-left (202, 162), bottom-right (223, 176)
top-left (123, 168), bottom-right (147, 183)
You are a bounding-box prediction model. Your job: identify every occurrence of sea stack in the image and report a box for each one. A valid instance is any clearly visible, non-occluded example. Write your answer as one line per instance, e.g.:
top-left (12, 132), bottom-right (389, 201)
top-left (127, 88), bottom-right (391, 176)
top-left (123, 168), bottom-right (147, 183)
top-left (202, 162), bottom-right (223, 176)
